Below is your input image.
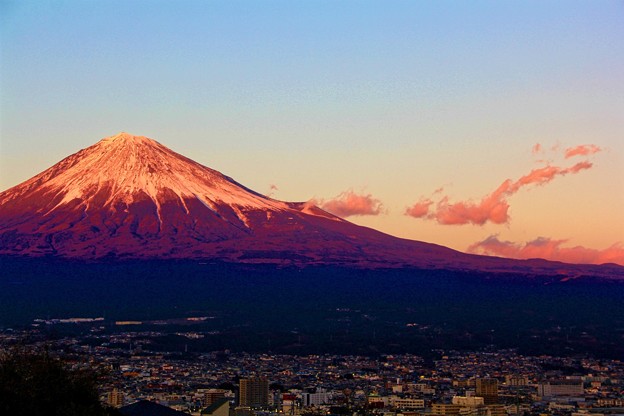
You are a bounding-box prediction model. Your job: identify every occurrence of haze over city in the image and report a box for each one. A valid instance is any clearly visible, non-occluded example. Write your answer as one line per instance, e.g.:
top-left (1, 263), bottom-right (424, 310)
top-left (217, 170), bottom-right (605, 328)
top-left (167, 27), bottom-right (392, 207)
top-left (2, 0), bottom-right (623, 266)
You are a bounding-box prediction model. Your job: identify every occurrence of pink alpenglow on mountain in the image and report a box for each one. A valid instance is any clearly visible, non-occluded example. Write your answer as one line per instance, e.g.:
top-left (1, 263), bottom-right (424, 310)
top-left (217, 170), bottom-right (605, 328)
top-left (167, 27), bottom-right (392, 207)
top-left (0, 133), bottom-right (622, 279)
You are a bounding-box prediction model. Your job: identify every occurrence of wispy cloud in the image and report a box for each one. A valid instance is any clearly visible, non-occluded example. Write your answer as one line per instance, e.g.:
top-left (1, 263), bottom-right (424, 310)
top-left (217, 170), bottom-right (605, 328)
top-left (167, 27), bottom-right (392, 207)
top-left (564, 144), bottom-right (601, 159)
top-left (320, 190), bottom-right (384, 217)
top-left (267, 184), bottom-right (279, 197)
top-left (467, 235), bottom-right (624, 266)
top-left (406, 144), bottom-right (600, 226)
top-left (509, 161), bottom-right (593, 191)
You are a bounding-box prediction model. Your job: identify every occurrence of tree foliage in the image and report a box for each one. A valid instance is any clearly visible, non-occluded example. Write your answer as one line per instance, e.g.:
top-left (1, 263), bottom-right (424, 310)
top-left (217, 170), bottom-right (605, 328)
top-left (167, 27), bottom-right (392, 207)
top-left (0, 347), bottom-right (115, 416)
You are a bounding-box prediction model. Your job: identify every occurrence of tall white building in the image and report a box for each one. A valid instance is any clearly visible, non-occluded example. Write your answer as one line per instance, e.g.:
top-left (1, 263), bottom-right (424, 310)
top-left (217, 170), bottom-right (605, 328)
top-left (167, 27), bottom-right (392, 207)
top-left (538, 380), bottom-right (584, 398)
top-left (301, 389), bottom-right (330, 407)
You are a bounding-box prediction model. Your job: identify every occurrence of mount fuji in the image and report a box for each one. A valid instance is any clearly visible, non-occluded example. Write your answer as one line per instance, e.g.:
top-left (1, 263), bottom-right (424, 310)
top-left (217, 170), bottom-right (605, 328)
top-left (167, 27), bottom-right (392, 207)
top-left (0, 132), bottom-right (621, 279)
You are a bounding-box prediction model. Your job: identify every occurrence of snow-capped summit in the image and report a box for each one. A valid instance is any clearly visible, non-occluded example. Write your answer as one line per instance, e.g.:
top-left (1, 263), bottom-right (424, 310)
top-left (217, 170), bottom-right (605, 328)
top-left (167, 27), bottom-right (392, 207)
top-left (0, 133), bottom-right (622, 278)
top-left (3, 131), bottom-right (288, 215)
top-left (100, 131), bottom-right (149, 143)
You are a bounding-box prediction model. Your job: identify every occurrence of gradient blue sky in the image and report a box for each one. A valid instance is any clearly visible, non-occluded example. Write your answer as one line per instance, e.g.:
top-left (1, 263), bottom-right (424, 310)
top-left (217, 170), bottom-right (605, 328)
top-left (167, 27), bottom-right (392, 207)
top-left (1, 1), bottom-right (623, 263)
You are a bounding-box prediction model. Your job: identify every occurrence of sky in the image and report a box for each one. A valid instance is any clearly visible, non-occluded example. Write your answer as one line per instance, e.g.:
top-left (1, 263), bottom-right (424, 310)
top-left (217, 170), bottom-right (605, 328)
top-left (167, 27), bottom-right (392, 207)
top-left (1, 0), bottom-right (623, 265)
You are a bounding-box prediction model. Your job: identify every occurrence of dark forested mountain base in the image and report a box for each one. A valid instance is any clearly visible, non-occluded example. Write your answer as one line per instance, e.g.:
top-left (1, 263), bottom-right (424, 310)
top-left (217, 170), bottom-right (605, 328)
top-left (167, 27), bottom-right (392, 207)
top-left (1, 257), bottom-right (623, 359)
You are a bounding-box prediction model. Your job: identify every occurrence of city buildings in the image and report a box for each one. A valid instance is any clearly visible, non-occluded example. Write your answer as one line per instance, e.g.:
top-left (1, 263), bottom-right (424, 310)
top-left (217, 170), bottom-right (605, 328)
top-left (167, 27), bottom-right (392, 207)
top-left (204, 389), bottom-right (228, 407)
top-left (239, 377), bottom-right (269, 408)
top-left (3, 326), bottom-right (624, 416)
top-left (475, 378), bottom-right (498, 405)
top-left (107, 388), bottom-right (124, 408)
top-left (537, 379), bottom-right (584, 398)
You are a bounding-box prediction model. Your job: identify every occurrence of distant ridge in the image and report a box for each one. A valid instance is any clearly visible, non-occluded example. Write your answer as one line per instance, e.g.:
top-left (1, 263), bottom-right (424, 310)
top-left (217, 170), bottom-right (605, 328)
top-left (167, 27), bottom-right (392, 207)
top-left (0, 132), bottom-right (622, 279)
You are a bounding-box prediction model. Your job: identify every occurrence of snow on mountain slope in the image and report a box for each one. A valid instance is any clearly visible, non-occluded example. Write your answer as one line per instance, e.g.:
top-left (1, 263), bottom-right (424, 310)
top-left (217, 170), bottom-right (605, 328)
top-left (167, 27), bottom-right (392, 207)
top-left (1, 132), bottom-right (289, 214)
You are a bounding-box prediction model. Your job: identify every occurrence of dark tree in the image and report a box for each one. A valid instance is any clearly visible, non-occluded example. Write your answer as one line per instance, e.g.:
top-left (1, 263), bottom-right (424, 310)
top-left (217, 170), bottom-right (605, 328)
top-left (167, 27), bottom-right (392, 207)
top-left (0, 347), bottom-right (117, 416)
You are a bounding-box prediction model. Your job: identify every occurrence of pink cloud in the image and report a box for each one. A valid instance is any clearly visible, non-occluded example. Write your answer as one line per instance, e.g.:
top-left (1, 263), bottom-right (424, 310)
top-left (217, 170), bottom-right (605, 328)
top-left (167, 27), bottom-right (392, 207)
top-left (564, 144), bottom-right (601, 159)
top-left (405, 199), bottom-right (433, 218)
top-left (406, 146), bottom-right (597, 225)
top-left (531, 143), bottom-right (542, 154)
top-left (467, 235), bottom-right (624, 266)
top-left (320, 190), bottom-right (383, 217)
top-left (431, 184), bottom-right (511, 225)
top-left (509, 161), bottom-right (592, 192)
top-left (566, 160), bottom-right (593, 173)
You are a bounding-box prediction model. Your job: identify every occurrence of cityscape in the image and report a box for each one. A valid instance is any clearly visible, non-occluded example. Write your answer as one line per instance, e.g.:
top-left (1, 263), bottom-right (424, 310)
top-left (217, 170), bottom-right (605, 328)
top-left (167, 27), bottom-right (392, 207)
top-left (2, 317), bottom-right (624, 416)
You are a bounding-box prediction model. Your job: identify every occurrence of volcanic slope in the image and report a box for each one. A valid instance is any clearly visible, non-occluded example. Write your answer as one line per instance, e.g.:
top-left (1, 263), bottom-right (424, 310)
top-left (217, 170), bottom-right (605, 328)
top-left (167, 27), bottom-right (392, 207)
top-left (0, 132), bottom-right (622, 278)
